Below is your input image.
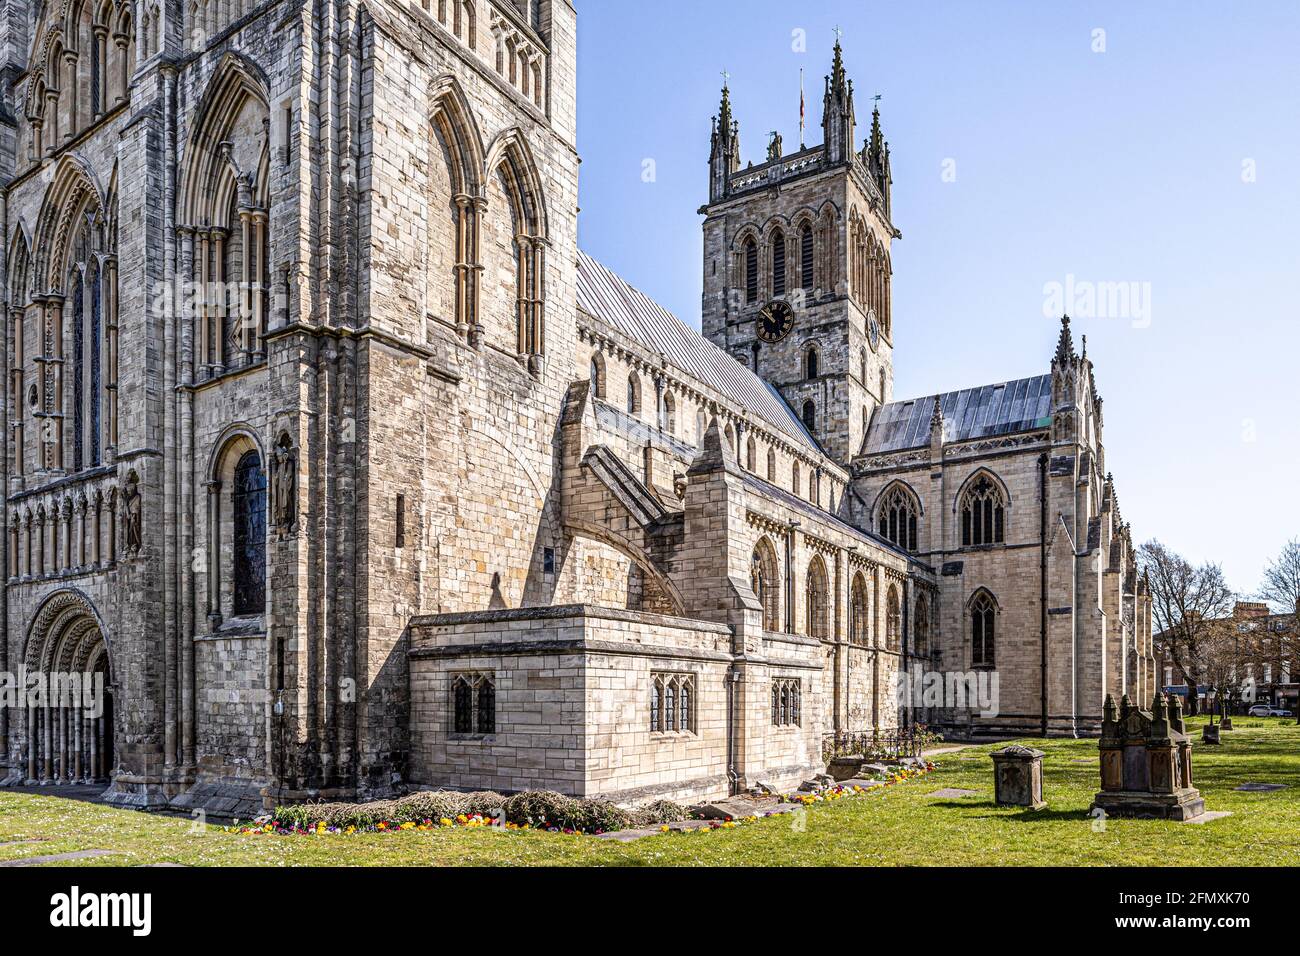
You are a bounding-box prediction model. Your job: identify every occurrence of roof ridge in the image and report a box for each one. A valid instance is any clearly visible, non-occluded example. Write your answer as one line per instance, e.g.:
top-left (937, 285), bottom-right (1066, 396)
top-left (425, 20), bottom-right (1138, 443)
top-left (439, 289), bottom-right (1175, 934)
top-left (576, 250), bottom-right (821, 456)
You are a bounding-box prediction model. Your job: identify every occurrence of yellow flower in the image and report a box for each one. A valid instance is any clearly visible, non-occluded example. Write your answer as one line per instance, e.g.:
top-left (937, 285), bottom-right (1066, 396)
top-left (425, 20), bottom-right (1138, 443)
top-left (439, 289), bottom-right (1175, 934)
top-left (660, 825), bottom-right (670, 832)
top-left (440, 818), bottom-right (453, 827)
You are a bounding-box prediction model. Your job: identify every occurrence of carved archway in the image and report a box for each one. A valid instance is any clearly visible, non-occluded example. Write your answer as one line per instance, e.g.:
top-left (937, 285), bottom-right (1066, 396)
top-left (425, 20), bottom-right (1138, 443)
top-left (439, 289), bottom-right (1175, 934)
top-left (20, 588), bottom-right (115, 785)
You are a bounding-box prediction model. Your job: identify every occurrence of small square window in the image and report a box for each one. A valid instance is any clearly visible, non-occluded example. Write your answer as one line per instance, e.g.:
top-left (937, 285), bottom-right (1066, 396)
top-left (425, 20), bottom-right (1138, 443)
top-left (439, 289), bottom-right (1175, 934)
top-left (650, 672), bottom-right (696, 735)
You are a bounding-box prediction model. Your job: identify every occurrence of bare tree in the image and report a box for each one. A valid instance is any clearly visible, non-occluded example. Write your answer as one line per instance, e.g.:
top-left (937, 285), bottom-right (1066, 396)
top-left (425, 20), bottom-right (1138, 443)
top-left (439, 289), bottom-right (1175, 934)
top-left (1139, 539), bottom-right (1236, 715)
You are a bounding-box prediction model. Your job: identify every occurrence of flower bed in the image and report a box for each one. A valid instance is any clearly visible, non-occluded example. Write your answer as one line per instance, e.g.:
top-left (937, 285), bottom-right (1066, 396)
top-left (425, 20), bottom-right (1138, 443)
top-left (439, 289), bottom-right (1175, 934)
top-left (226, 763), bottom-right (937, 838)
top-left (228, 789), bottom-right (690, 837)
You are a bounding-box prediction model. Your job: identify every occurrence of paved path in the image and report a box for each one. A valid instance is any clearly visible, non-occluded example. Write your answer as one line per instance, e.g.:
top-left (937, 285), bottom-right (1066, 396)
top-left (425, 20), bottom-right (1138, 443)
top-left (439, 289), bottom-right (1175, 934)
top-left (0, 849), bottom-right (117, 867)
top-left (4, 784), bottom-right (111, 805)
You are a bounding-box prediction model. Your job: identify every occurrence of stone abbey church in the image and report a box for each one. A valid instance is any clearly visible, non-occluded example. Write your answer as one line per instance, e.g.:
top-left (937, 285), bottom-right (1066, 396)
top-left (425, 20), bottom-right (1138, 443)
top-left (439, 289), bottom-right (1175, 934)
top-left (0, 0), bottom-right (1155, 812)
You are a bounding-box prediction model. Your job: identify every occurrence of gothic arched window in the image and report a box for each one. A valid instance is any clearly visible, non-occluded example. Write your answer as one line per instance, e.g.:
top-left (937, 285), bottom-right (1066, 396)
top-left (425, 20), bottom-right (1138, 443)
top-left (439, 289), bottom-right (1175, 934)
top-left (961, 473), bottom-right (1006, 547)
top-left (766, 448), bottom-right (776, 482)
top-left (232, 450), bottom-right (267, 616)
top-left (772, 678), bottom-right (801, 726)
top-left (663, 391), bottom-right (676, 434)
top-left (651, 673), bottom-right (696, 734)
top-left (743, 237), bottom-right (758, 304)
top-left (805, 556), bottom-right (829, 639)
top-left (971, 591), bottom-right (996, 668)
top-left (751, 537), bottom-right (781, 631)
top-left (476, 675), bottom-right (495, 733)
top-left (626, 370), bottom-right (641, 414)
top-left (454, 676), bottom-right (473, 733)
top-left (886, 585), bottom-right (901, 650)
top-left (589, 352), bottom-right (606, 398)
top-left (849, 571), bottom-right (869, 645)
top-left (179, 62), bottom-right (271, 377)
top-left (800, 223), bottom-right (814, 293)
top-left (877, 483), bottom-right (919, 552)
top-left (54, 204), bottom-right (111, 475)
top-left (746, 435), bottom-right (756, 470)
top-left (915, 595), bottom-right (931, 657)
top-left (453, 672), bottom-right (494, 734)
top-left (771, 229), bottom-right (786, 298)
top-left (805, 347), bottom-right (818, 380)
top-left (801, 400), bottom-right (816, 432)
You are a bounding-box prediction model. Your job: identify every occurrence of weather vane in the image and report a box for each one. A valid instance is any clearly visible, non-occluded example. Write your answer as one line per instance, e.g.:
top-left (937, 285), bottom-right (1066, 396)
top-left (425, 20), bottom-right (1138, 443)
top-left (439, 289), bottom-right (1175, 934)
top-left (833, 25), bottom-right (843, 42)
top-left (720, 68), bottom-right (730, 88)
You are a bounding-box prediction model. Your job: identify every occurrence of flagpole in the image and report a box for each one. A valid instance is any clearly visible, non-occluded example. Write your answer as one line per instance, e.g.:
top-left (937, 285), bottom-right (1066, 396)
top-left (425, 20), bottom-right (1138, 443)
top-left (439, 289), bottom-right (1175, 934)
top-left (799, 67), bottom-right (805, 148)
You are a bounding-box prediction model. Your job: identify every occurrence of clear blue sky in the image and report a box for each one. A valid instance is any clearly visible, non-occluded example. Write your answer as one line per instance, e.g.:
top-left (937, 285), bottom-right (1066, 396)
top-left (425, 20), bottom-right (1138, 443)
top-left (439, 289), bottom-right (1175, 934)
top-left (573, 0), bottom-right (1300, 596)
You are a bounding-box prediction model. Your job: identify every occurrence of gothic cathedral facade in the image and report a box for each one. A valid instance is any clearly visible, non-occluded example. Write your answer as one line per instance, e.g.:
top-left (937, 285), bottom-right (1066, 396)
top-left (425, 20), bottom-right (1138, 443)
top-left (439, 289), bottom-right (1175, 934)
top-left (0, 1), bottom-right (1153, 812)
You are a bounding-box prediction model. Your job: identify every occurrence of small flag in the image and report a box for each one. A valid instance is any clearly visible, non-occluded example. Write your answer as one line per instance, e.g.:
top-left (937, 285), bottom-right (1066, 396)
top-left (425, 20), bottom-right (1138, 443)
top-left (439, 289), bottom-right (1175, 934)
top-left (799, 68), bottom-right (805, 147)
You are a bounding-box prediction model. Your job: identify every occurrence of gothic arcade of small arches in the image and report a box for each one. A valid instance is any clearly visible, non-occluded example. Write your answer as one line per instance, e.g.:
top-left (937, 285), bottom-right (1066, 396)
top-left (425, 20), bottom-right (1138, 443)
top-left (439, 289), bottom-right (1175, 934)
top-left (20, 590), bottom-right (115, 785)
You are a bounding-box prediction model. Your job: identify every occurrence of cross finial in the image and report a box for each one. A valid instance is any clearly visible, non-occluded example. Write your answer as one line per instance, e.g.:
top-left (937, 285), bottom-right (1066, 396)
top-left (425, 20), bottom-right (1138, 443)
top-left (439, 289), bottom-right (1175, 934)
top-left (832, 24), bottom-right (843, 42)
top-left (720, 68), bottom-right (731, 88)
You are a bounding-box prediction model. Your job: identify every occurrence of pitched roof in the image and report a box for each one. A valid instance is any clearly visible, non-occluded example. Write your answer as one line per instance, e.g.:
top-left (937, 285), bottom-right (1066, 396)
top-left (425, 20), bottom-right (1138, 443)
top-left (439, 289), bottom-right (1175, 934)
top-left (864, 374), bottom-right (1053, 455)
top-left (576, 250), bottom-right (820, 455)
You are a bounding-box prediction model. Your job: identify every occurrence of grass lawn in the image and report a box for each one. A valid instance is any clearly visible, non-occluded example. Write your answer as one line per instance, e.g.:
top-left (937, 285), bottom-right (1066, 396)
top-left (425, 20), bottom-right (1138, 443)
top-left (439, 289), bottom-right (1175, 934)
top-left (1, 717), bottom-right (1297, 866)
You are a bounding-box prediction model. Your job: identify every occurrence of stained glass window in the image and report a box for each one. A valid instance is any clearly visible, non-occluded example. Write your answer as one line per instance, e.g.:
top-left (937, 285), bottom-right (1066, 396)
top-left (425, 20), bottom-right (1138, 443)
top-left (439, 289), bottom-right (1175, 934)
top-left (877, 484), bottom-right (920, 552)
top-left (232, 451), bottom-right (266, 615)
top-left (961, 475), bottom-right (1006, 547)
top-left (971, 592), bottom-right (996, 668)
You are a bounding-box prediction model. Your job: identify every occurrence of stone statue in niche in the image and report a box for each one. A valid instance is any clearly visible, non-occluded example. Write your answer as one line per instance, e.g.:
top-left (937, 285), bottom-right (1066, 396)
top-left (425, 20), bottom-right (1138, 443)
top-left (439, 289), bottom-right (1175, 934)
top-left (122, 473), bottom-right (142, 555)
top-left (272, 438), bottom-right (297, 533)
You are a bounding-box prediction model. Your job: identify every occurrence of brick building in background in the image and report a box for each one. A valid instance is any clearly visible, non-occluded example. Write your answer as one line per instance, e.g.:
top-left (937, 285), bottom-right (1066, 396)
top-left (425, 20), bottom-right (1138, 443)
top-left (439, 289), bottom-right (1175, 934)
top-left (1157, 602), bottom-right (1298, 713)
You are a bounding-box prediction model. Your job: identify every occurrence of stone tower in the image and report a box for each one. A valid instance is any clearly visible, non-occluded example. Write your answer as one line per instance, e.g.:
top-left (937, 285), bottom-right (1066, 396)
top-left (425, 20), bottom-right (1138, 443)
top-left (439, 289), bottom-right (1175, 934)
top-left (700, 41), bottom-right (897, 465)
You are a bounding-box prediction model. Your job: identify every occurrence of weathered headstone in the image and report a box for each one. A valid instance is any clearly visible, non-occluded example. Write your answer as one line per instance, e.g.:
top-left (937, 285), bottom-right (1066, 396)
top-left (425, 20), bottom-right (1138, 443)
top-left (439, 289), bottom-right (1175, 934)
top-left (990, 745), bottom-right (1046, 809)
top-left (1091, 693), bottom-right (1205, 821)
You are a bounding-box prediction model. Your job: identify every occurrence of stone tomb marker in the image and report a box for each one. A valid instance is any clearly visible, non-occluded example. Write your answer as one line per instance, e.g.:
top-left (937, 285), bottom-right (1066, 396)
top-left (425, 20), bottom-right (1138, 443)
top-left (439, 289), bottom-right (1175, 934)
top-left (990, 745), bottom-right (1046, 809)
top-left (1090, 693), bottom-right (1205, 821)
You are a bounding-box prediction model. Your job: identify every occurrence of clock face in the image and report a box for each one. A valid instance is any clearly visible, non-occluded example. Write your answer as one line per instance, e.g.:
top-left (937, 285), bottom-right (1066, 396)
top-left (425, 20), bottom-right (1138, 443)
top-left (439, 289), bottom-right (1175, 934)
top-left (867, 309), bottom-right (881, 352)
top-left (756, 300), bottom-right (795, 343)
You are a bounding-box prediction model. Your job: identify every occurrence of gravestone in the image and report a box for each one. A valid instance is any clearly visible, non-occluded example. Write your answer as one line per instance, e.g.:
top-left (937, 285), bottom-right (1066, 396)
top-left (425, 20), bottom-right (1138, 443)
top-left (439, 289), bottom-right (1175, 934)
top-left (990, 745), bottom-right (1046, 809)
top-left (1091, 693), bottom-right (1205, 821)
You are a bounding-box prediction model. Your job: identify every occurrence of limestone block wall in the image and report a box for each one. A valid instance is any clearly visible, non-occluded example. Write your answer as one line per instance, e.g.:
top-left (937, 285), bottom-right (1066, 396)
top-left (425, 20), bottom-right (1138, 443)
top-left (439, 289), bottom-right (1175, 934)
top-left (194, 633), bottom-right (268, 780)
top-left (407, 604), bottom-right (738, 801)
top-left (336, 0), bottom-right (579, 790)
